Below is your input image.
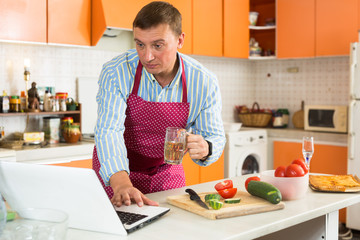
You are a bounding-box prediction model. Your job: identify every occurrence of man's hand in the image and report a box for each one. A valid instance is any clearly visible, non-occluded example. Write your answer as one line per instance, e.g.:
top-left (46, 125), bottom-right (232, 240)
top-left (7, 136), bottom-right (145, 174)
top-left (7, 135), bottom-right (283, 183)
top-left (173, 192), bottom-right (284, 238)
top-left (109, 171), bottom-right (159, 207)
top-left (186, 134), bottom-right (209, 160)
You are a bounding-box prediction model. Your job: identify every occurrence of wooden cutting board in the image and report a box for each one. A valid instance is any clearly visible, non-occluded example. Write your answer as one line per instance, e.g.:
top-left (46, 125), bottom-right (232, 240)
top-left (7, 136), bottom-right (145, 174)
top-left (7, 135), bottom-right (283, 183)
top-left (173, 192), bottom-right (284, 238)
top-left (292, 100), bottom-right (305, 129)
top-left (166, 191), bottom-right (285, 220)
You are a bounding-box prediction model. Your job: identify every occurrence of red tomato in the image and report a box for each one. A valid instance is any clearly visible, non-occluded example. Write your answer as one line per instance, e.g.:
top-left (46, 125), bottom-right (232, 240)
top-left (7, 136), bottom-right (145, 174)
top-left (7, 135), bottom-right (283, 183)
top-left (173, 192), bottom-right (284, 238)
top-left (214, 180), bottom-right (233, 191)
top-left (217, 188), bottom-right (237, 199)
top-left (245, 176), bottom-right (260, 190)
top-left (292, 158), bottom-right (309, 174)
top-left (274, 166), bottom-right (287, 177)
top-left (285, 163), bottom-right (305, 177)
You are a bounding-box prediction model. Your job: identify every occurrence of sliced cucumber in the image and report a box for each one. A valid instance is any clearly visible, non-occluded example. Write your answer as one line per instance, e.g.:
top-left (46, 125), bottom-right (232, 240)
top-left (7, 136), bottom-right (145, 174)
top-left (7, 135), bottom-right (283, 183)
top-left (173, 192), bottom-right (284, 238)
top-left (6, 211), bottom-right (16, 221)
top-left (224, 198), bottom-right (241, 204)
top-left (204, 193), bottom-right (221, 203)
top-left (208, 199), bottom-right (223, 210)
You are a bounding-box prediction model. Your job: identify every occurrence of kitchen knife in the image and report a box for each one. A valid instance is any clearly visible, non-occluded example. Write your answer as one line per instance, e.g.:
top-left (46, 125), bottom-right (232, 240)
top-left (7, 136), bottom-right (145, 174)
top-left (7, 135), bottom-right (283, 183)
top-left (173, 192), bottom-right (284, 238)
top-left (185, 188), bottom-right (209, 210)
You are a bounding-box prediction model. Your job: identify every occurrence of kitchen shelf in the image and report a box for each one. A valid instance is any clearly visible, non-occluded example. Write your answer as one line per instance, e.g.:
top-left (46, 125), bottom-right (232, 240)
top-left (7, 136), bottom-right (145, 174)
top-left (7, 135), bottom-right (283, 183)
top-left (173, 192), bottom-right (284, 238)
top-left (249, 25), bottom-right (276, 30)
top-left (0, 110), bottom-right (80, 117)
top-left (249, 0), bottom-right (276, 60)
top-left (249, 56), bottom-right (276, 60)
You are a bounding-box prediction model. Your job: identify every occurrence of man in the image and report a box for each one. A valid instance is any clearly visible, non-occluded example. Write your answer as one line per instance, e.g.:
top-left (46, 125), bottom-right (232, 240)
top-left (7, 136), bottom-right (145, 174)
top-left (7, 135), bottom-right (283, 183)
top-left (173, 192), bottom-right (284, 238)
top-left (93, 1), bottom-right (225, 207)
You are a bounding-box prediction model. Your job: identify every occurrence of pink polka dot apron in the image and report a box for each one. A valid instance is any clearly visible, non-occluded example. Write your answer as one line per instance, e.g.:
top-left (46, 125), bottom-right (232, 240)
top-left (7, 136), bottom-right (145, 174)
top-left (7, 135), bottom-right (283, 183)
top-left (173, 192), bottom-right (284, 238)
top-left (93, 57), bottom-right (189, 199)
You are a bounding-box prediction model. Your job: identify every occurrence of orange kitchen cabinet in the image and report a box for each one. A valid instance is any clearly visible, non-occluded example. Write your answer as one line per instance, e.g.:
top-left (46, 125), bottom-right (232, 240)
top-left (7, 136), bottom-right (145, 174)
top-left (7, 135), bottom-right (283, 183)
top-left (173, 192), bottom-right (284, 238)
top-left (273, 141), bottom-right (347, 174)
top-left (273, 141), bottom-right (348, 223)
top-left (49, 159), bottom-right (92, 169)
top-left (48, 0), bottom-right (91, 46)
top-left (277, 0), bottom-right (315, 58)
top-left (183, 151), bottom-right (224, 186)
top-left (182, 153), bottom-right (200, 186)
top-left (316, 0), bottom-right (358, 56)
top-left (92, 0), bottom-right (152, 45)
top-left (167, 0), bottom-right (193, 54)
top-left (358, 0), bottom-right (360, 30)
top-left (0, 0), bottom-right (46, 43)
top-left (224, 0), bottom-right (249, 58)
top-left (199, 151), bottom-right (224, 183)
top-left (193, 0), bottom-right (223, 56)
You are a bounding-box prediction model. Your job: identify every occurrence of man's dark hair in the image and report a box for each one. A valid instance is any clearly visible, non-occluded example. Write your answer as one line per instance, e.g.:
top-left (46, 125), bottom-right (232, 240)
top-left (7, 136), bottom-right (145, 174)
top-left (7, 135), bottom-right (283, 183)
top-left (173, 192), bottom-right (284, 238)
top-left (133, 1), bottom-right (182, 36)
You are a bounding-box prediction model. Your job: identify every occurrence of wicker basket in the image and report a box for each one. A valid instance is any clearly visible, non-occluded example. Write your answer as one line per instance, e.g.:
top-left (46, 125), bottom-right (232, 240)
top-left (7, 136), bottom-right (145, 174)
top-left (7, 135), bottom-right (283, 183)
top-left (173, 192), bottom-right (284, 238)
top-left (238, 102), bottom-right (272, 127)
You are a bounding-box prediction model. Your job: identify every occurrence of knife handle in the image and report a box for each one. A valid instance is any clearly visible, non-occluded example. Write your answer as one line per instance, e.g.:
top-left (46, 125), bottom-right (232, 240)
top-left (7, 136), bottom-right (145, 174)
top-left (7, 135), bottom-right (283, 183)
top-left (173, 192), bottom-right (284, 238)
top-left (185, 188), bottom-right (199, 200)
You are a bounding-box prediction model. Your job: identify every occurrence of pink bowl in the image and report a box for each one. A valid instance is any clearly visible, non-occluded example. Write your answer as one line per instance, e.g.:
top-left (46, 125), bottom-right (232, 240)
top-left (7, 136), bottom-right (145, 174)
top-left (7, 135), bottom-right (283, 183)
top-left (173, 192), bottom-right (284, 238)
top-left (261, 170), bottom-right (309, 200)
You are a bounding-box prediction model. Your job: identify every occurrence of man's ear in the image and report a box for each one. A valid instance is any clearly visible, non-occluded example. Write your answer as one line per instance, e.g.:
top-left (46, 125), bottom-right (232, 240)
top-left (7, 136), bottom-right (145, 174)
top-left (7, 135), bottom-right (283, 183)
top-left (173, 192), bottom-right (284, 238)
top-left (177, 32), bottom-right (185, 49)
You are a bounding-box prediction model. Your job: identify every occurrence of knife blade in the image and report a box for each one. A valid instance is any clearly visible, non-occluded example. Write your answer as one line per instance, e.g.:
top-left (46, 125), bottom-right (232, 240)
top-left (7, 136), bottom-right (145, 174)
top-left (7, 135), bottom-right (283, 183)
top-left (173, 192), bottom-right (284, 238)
top-left (185, 188), bottom-right (209, 210)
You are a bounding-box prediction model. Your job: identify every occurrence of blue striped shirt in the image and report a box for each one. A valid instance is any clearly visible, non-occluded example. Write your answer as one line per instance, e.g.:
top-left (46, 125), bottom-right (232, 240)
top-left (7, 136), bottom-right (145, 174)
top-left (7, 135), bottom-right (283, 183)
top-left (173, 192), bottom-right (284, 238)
top-left (95, 49), bottom-right (226, 185)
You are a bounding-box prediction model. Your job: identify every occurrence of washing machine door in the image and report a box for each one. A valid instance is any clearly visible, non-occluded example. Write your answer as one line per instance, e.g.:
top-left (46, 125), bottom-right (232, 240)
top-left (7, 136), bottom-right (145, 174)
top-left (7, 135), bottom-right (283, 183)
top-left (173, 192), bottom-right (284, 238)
top-left (241, 154), bottom-right (259, 175)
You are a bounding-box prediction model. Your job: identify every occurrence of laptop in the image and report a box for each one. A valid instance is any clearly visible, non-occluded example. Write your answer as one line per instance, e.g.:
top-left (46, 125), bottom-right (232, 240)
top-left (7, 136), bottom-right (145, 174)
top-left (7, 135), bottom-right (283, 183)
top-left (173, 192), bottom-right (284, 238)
top-left (0, 161), bottom-right (170, 235)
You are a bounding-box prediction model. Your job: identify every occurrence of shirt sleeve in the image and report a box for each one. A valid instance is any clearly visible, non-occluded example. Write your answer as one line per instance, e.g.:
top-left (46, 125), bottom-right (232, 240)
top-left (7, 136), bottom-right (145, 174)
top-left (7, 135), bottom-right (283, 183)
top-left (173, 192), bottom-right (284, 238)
top-left (191, 73), bottom-right (226, 166)
top-left (94, 64), bottom-right (129, 186)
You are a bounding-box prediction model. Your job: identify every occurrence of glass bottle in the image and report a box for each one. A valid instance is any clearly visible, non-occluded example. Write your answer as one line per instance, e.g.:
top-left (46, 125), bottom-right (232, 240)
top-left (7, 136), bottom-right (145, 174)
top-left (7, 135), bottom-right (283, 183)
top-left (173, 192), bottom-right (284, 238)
top-left (20, 91), bottom-right (26, 112)
top-left (9, 96), bottom-right (20, 112)
top-left (0, 91), bottom-right (10, 113)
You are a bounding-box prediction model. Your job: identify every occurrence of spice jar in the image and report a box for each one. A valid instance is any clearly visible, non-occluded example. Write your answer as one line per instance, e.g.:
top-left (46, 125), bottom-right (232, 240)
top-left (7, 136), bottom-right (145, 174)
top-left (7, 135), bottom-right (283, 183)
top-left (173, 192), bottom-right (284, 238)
top-left (10, 96), bottom-right (21, 112)
top-left (55, 95), bottom-right (60, 112)
top-left (63, 123), bottom-right (81, 143)
top-left (272, 109), bottom-right (290, 128)
top-left (59, 96), bottom-right (67, 111)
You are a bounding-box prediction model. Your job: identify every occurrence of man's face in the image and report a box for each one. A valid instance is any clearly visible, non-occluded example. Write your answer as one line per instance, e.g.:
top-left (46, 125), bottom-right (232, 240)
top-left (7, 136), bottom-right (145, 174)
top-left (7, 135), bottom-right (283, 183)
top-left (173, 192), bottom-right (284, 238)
top-left (134, 24), bottom-right (184, 78)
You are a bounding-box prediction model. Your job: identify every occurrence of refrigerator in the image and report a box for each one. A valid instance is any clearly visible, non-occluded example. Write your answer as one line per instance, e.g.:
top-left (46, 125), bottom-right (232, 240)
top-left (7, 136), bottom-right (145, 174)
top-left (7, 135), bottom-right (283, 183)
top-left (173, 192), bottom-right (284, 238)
top-left (347, 42), bottom-right (360, 230)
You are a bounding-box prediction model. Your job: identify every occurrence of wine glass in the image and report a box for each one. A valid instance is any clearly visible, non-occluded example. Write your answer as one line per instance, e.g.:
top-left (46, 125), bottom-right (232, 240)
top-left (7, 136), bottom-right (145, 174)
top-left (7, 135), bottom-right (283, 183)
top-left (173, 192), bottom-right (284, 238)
top-left (302, 136), bottom-right (314, 170)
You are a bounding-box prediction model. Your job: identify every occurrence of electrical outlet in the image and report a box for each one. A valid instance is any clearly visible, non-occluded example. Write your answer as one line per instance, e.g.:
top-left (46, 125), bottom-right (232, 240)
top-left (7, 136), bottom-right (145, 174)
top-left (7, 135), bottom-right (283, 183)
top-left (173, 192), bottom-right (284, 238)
top-left (287, 67), bottom-right (299, 73)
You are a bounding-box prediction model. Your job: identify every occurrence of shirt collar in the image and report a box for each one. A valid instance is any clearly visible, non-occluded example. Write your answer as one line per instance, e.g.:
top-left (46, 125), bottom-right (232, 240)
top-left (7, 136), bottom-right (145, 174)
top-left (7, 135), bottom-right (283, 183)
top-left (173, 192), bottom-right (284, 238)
top-left (143, 52), bottom-right (182, 89)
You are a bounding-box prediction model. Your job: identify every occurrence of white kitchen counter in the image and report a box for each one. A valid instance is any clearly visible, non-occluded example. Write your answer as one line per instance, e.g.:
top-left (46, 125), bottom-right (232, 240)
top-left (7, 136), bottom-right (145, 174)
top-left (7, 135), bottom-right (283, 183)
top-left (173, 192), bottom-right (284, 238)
top-left (0, 148), bottom-right (16, 161)
top-left (66, 176), bottom-right (360, 240)
top-left (266, 128), bottom-right (348, 146)
top-left (13, 141), bottom-right (94, 164)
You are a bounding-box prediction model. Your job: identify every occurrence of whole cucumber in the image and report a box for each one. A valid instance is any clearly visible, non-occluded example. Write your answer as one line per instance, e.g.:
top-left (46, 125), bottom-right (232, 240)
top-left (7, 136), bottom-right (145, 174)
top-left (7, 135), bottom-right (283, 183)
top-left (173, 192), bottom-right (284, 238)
top-left (247, 181), bottom-right (282, 204)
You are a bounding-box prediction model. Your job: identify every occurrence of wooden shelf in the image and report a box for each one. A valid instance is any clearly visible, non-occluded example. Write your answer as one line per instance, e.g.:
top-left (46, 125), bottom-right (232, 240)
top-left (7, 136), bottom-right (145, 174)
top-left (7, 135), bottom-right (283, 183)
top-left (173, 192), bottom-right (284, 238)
top-left (0, 110), bottom-right (80, 117)
top-left (249, 25), bottom-right (275, 30)
top-left (249, 56), bottom-right (276, 60)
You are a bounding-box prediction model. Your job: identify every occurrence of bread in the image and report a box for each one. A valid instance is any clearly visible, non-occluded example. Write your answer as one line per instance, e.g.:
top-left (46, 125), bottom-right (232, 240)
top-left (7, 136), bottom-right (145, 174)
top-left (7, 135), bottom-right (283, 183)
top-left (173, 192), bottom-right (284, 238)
top-left (309, 175), bottom-right (360, 192)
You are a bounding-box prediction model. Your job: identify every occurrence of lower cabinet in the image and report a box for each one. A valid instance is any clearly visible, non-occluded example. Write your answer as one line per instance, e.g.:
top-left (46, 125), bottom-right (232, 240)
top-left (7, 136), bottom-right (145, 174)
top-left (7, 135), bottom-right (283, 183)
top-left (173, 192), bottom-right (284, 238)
top-left (48, 152), bottom-right (224, 190)
top-left (273, 141), bottom-right (348, 223)
top-left (183, 152), bottom-right (224, 186)
top-left (48, 154), bottom-right (225, 187)
top-left (49, 159), bottom-right (92, 169)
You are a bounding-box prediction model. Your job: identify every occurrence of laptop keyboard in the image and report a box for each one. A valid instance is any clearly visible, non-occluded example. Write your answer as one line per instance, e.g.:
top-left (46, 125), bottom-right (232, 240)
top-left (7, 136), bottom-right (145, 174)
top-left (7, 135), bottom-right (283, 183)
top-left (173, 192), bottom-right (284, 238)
top-left (116, 211), bottom-right (148, 225)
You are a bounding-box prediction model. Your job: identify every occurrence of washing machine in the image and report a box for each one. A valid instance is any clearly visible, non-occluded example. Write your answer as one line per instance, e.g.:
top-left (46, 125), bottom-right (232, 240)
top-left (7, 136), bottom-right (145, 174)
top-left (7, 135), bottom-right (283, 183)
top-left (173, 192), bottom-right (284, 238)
top-left (224, 129), bottom-right (268, 178)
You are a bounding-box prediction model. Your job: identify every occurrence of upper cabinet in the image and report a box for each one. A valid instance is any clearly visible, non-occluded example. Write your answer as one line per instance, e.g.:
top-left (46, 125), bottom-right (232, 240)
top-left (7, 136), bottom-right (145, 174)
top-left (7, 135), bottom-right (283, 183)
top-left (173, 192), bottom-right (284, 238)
top-left (224, 0), bottom-right (249, 58)
top-left (277, 0), bottom-right (315, 58)
top-left (0, 0), bottom-right (47, 43)
top-left (91, 0), bottom-right (192, 54)
top-left (193, 0), bottom-right (223, 57)
top-left (48, 0), bottom-right (91, 46)
top-left (168, 0), bottom-right (192, 55)
top-left (277, 0), bottom-right (358, 58)
top-left (316, 0), bottom-right (358, 56)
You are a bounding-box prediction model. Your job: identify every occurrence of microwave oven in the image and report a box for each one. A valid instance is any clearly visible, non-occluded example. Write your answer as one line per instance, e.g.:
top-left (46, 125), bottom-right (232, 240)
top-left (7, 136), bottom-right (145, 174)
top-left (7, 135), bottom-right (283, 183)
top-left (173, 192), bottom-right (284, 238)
top-left (304, 105), bottom-right (348, 133)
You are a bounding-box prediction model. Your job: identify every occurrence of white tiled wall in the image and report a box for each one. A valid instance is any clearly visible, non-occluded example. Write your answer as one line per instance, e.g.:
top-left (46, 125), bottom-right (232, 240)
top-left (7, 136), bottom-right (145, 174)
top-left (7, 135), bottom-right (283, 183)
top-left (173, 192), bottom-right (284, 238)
top-left (253, 57), bottom-right (349, 128)
top-left (0, 41), bottom-right (350, 134)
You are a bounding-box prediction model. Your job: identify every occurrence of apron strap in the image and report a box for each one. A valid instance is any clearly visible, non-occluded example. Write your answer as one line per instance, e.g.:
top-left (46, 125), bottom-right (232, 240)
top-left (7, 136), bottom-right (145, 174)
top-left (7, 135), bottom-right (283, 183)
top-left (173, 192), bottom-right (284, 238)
top-left (131, 61), bottom-right (143, 96)
top-left (180, 58), bottom-right (187, 103)
top-left (131, 58), bottom-right (187, 103)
